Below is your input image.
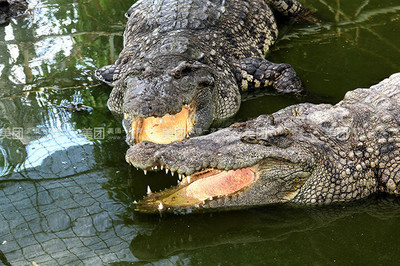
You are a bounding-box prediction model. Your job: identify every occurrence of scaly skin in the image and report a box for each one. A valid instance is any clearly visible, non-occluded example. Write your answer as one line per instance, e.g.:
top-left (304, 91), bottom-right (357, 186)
top-left (96, 0), bottom-right (307, 145)
top-left (126, 73), bottom-right (400, 213)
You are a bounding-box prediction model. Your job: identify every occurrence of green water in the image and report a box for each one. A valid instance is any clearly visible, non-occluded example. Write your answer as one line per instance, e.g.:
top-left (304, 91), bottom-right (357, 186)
top-left (0, 0), bottom-right (400, 264)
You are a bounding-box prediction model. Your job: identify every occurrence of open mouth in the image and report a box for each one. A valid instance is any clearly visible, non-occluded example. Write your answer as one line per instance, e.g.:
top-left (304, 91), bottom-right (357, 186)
top-left (135, 167), bottom-right (258, 213)
top-left (125, 103), bottom-right (196, 144)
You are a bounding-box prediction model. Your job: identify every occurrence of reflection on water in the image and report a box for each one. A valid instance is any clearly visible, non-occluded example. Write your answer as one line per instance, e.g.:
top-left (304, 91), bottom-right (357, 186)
top-left (0, 0), bottom-right (400, 264)
top-left (16, 131), bottom-right (91, 170)
top-left (0, 0), bottom-right (125, 97)
top-left (129, 197), bottom-right (400, 264)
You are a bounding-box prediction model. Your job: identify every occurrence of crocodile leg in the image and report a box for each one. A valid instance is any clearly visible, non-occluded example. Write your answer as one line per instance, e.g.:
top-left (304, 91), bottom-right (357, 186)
top-left (235, 57), bottom-right (303, 94)
top-left (265, 0), bottom-right (307, 17)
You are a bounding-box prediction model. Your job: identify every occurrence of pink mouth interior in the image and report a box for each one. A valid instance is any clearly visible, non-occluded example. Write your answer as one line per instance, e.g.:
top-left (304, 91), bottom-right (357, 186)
top-left (159, 168), bottom-right (256, 207)
top-left (186, 168), bottom-right (255, 199)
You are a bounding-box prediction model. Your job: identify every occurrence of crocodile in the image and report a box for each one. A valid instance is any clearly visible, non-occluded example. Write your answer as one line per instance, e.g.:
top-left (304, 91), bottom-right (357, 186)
top-left (0, 0), bottom-right (27, 25)
top-left (126, 73), bottom-right (400, 213)
top-left (95, 0), bottom-right (308, 145)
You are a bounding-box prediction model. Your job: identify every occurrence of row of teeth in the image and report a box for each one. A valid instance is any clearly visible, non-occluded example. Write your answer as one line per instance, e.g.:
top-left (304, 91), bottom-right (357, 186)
top-left (133, 192), bottom-right (232, 205)
top-left (139, 166), bottom-right (192, 198)
top-left (152, 194), bottom-right (229, 211)
top-left (140, 166), bottom-right (190, 182)
top-left (124, 112), bottom-right (178, 121)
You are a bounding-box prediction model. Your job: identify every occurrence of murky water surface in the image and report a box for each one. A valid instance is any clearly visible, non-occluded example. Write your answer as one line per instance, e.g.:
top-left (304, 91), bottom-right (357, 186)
top-left (1, 0), bottom-right (400, 264)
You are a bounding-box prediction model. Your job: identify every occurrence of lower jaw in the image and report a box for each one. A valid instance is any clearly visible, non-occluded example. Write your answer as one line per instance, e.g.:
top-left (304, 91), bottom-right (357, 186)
top-left (128, 105), bottom-right (195, 144)
top-left (136, 167), bottom-right (258, 212)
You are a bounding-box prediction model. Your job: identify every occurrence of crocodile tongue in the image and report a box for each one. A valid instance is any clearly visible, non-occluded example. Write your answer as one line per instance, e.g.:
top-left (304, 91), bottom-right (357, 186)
top-left (131, 104), bottom-right (195, 144)
top-left (136, 168), bottom-right (257, 212)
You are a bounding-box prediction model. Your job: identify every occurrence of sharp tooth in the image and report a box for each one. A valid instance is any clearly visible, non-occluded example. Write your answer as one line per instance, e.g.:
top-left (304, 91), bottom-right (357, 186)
top-left (160, 165), bottom-right (164, 170)
top-left (171, 171), bottom-right (175, 176)
top-left (165, 168), bottom-right (169, 174)
top-left (144, 170), bottom-right (147, 175)
top-left (154, 166), bottom-right (158, 170)
top-left (159, 118), bottom-right (162, 123)
top-left (147, 185), bottom-right (152, 195)
top-left (178, 174), bottom-right (182, 180)
top-left (209, 196), bottom-right (213, 200)
top-left (187, 176), bottom-right (191, 183)
top-left (158, 202), bottom-right (164, 210)
top-left (133, 200), bottom-right (137, 204)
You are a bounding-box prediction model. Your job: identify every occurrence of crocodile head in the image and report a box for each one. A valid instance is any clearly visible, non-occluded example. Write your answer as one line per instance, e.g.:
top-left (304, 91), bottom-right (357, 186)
top-left (105, 54), bottom-right (239, 145)
top-left (125, 110), bottom-right (325, 213)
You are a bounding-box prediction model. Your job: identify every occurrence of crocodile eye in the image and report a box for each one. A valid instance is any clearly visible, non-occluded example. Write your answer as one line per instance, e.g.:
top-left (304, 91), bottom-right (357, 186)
top-left (170, 65), bottom-right (192, 79)
top-left (172, 70), bottom-right (182, 79)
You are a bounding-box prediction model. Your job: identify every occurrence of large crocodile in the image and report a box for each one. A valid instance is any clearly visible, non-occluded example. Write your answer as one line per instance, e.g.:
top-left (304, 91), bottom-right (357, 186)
top-left (126, 73), bottom-right (400, 213)
top-left (96, 0), bottom-right (308, 144)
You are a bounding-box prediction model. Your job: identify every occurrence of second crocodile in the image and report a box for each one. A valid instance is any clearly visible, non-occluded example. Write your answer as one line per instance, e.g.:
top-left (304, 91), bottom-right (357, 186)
top-left (96, 0), bottom-right (308, 144)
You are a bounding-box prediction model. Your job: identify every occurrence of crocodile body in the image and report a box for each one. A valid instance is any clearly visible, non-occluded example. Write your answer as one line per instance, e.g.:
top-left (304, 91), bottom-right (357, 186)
top-left (126, 73), bottom-right (400, 213)
top-left (0, 0), bottom-right (27, 24)
top-left (96, 0), bottom-right (307, 145)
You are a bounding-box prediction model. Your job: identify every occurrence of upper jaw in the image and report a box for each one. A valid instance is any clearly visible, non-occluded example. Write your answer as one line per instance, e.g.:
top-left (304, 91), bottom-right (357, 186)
top-left (125, 136), bottom-right (307, 176)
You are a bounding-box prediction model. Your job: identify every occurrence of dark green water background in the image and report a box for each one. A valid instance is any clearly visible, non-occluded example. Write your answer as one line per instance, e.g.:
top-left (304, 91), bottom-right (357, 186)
top-left (1, 0), bottom-right (400, 264)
